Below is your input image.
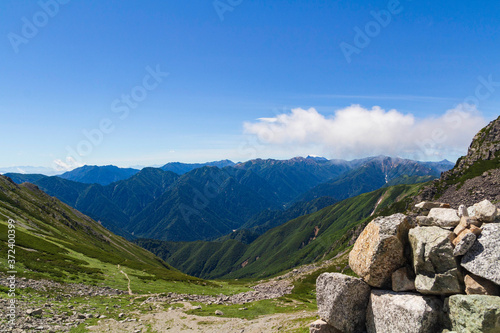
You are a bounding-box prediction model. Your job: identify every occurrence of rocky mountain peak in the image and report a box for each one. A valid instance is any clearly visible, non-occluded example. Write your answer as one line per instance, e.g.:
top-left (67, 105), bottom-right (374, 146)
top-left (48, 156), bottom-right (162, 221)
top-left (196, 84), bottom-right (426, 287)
top-left (417, 116), bottom-right (500, 207)
top-left (444, 115), bottom-right (500, 180)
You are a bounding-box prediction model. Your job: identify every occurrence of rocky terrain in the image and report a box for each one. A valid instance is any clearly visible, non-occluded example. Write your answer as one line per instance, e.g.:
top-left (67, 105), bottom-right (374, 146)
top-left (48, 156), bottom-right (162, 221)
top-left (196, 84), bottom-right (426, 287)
top-left (139, 278), bottom-right (294, 306)
top-left (436, 168), bottom-right (500, 207)
top-left (448, 115), bottom-right (500, 174)
top-left (310, 199), bottom-right (500, 333)
top-left (0, 274), bottom-right (125, 332)
top-left (418, 115), bottom-right (500, 207)
top-left (1, 257), bottom-right (342, 332)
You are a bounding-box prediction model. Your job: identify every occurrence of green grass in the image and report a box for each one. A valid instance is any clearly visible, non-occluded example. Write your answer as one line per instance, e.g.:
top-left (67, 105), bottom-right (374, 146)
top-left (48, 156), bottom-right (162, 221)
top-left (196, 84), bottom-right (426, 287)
top-left (287, 316), bottom-right (319, 333)
top-left (0, 176), bottom-right (216, 293)
top-left (186, 297), bottom-right (315, 320)
top-left (286, 251), bottom-right (354, 304)
top-left (69, 325), bottom-right (89, 333)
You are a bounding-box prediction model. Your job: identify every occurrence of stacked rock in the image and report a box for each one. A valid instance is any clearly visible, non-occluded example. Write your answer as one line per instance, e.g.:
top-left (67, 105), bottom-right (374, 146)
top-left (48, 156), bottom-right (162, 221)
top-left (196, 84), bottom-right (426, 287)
top-left (311, 200), bottom-right (500, 333)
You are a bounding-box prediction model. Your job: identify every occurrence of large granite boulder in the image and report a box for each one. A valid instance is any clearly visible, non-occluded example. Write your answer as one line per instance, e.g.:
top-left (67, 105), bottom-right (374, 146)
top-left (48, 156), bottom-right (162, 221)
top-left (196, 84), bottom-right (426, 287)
top-left (316, 273), bottom-right (371, 333)
top-left (448, 295), bottom-right (500, 333)
top-left (366, 290), bottom-right (442, 333)
top-left (421, 208), bottom-right (461, 227)
top-left (461, 223), bottom-right (500, 285)
top-left (409, 226), bottom-right (462, 295)
top-left (349, 213), bottom-right (410, 287)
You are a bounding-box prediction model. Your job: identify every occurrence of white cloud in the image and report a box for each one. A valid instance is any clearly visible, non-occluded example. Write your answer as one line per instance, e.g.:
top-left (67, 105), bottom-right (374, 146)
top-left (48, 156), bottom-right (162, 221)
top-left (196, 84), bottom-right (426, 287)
top-left (243, 104), bottom-right (487, 161)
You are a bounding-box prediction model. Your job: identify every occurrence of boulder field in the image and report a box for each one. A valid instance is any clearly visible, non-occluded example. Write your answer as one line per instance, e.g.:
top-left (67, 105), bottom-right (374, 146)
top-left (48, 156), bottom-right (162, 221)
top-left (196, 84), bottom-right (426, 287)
top-left (311, 199), bottom-right (500, 333)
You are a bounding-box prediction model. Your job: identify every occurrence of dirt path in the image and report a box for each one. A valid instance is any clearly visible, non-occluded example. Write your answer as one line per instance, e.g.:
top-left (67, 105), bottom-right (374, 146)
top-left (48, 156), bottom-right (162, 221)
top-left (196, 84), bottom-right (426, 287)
top-left (88, 254), bottom-right (351, 332)
top-left (117, 264), bottom-right (133, 295)
top-left (89, 302), bottom-right (316, 333)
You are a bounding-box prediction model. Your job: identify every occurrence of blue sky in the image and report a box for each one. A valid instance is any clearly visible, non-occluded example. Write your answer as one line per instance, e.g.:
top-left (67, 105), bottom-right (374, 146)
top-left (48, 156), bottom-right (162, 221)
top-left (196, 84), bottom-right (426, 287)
top-left (0, 0), bottom-right (499, 170)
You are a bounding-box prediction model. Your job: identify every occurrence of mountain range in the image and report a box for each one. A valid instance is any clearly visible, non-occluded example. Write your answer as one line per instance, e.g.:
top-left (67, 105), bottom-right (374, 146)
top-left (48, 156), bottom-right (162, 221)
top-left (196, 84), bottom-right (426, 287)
top-left (4, 156), bottom-right (453, 242)
top-left (137, 116), bottom-right (500, 280)
top-left (0, 115), bottom-right (498, 309)
top-left (136, 182), bottom-right (426, 279)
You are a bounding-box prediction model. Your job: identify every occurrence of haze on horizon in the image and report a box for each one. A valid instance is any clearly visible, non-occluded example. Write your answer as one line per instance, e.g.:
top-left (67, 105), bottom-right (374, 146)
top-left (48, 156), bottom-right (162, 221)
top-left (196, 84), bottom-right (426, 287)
top-left (1, 1), bottom-right (499, 170)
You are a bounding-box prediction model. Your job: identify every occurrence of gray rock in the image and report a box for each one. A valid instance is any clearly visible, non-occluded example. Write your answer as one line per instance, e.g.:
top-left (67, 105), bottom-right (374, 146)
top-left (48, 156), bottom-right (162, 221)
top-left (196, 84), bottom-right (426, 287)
top-left (366, 290), bottom-right (442, 333)
top-left (309, 319), bottom-right (341, 333)
top-left (415, 201), bottom-right (449, 210)
top-left (316, 273), bottom-right (370, 333)
top-left (424, 208), bottom-right (461, 227)
top-left (392, 267), bottom-right (415, 292)
top-left (215, 310), bottom-right (224, 316)
top-left (349, 213), bottom-right (410, 287)
top-left (473, 199), bottom-right (498, 222)
top-left (448, 295), bottom-right (500, 333)
top-left (409, 226), bottom-right (462, 295)
top-left (453, 232), bottom-right (476, 256)
top-left (461, 223), bottom-right (500, 285)
top-left (27, 308), bottom-right (43, 316)
top-left (414, 269), bottom-right (463, 295)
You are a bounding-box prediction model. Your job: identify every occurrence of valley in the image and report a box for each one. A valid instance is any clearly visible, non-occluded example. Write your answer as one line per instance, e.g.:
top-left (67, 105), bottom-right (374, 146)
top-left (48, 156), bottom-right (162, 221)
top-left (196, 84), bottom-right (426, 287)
top-left (1, 117), bottom-right (499, 332)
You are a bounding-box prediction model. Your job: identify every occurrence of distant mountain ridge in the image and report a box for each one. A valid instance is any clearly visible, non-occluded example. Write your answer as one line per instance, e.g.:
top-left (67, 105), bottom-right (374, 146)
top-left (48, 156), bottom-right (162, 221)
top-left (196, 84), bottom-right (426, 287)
top-left (298, 156), bottom-right (451, 203)
top-left (4, 173), bottom-right (47, 184)
top-left (161, 160), bottom-right (236, 174)
top-left (59, 165), bottom-right (140, 185)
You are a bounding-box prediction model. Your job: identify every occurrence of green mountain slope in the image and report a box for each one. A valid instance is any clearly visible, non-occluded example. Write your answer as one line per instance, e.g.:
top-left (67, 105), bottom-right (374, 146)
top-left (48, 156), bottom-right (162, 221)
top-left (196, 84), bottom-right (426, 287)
top-left (35, 176), bottom-right (91, 206)
top-left (3, 173), bottom-right (47, 184)
top-left (130, 167), bottom-right (277, 241)
top-left (0, 175), bottom-right (198, 289)
top-left (34, 166), bottom-right (279, 241)
top-left (137, 182), bottom-right (426, 279)
top-left (102, 167), bottom-right (180, 218)
top-left (31, 168), bottom-right (180, 239)
top-left (236, 196), bottom-right (338, 237)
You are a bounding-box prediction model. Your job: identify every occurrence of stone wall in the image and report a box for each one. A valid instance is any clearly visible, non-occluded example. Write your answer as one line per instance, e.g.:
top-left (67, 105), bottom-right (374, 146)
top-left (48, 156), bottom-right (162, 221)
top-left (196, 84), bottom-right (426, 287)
top-left (311, 199), bottom-right (500, 333)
